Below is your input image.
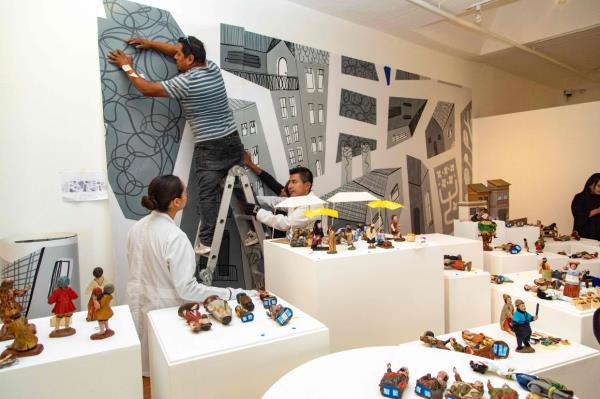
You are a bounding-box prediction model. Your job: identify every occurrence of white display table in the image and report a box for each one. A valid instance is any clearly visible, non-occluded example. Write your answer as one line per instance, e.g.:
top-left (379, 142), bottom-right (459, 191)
top-left (263, 345), bottom-right (528, 398)
top-left (402, 323), bottom-right (599, 399)
top-left (483, 250), bottom-right (538, 275)
top-left (0, 305), bottom-right (142, 399)
top-left (542, 238), bottom-right (599, 255)
top-left (444, 268), bottom-right (491, 333)
top-left (265, 235), bottom-right (460, 352)
top-left (147, 296), bottom-right (329, 399)
top-left (490, 270), bottom-right (599, 350)
top-left (454, 219), bottom-right (539, 249)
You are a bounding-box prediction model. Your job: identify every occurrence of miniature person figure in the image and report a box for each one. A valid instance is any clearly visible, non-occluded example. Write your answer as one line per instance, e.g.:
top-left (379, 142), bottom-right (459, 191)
top-left (47, 276), bottom-right (78, 338)
top-left (379, 363), bottom-right (409, 397)
top-left (1, 314), bottom-right (44, 358)
top-left (477, 209), bottom-right (497, 251)
top-left (415, 371), bottom-right (448, 399)
top-left (420, 330), bottom-right (451, 350)
top-left (327, 225), bottom-right (337, 254)
top-left (0, 279), bottom-right (30, 341)
top-left (446, 367), bottom-right (484, 399)
top-left (512, 299), bottom-right (537, 353)
top-left (91, 284), bottom-right (115, 340)
top-left (365, 224), bottom-right (377, 249)
top-left (178, 302), bottom-right (212, 332)
top-left (499, 294), bottom-right (515, 335)
top-left (535, 237), bottom-right (545, 253)
top-left (444, 254), bottom-right (472, 272)
top-left (85, 267), bottom-right (106, 322)
top-left (538, 257), bottom-right (552, 281)
top-left (390, 215), bottom-right (405, 241)
top-left (376, 227), bottom-right (386, 246)
top-left (311, 220), bottom-right (324, 250)
top-left (562, 261), bottom-right (581, 298)
top-left (203, 295), bottom-right (232, 325)
top-left (344, 225), bottom-right (356, 250)
top-left (486, 380), bottom-right (518, 399)
top-left (523, 238), bottom-right (530, 253)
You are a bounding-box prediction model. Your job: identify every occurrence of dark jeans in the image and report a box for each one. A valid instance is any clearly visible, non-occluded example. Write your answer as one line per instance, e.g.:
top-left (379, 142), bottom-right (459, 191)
top-left (193, 131), bottom-right (244, 245)
top-left (513, 323), bottom-right (532, 348)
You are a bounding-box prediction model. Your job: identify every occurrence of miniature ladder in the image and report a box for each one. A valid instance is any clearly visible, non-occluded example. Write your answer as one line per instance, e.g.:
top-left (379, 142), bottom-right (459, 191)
top-left (195, 165), bottom-right (266, 288)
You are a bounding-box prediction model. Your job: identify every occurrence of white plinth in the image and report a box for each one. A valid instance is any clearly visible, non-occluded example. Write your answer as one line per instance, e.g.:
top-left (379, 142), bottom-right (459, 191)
top-left (490, 271), bottom-right (599, 349)
top-left (444, 268), bottom-right (491, 333)
top-left (427, 233), bottom-right (484, 270)
top-left (504, 225), bottom-right (541, 249)
top-left (483, 250), bottom-right (538, 274)
top-left (264, 235), bottom-right (454, 352)
top-left (453, 220), bottom-right (539, 250)
top-left (148, 296), bottom-right (329, 399)
top-left (263, 346), bottom-right (528, 399)
top-left (404, 323), bottom-right (599, 399)
top-left (0, 305), bottom-right (142, 399)
top-left (542, 239), bottom-right (600, 256)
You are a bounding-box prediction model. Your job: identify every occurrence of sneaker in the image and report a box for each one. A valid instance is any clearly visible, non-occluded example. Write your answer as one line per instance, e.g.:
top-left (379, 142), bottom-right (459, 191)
top-left (244, 231), bottom-right (259, 246)
top-left (194, 241), bottom-right (211, 255)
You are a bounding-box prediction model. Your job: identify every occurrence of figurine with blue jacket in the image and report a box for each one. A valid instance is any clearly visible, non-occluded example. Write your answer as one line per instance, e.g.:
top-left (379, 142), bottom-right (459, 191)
top-left (511, 299), bottom-right (538, 353)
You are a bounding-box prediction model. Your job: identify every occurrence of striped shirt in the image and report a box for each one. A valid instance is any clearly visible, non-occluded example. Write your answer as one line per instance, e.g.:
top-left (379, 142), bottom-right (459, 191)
top-left (161, 61), bottom-right (237, 143)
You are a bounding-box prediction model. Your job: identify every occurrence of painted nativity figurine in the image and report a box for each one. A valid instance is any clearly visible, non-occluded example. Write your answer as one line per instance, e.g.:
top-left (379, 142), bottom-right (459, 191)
top-left (534, 237), bottom-right (545, 253)
top-left (91, 284), bottom-right (115, 340)
top-left (390, 215), bottom-right (405, 241)
top-left (477, 209), bottom-right (497, 251)
top-left (494, 242), bottom-right (522, 254)
top-left (444, 254), bottom-right (472, 272)
top-left (445, 367), bottom-right (484, 399)
top-left (266, 303), bottom-right (293, 326)
top-left (512, 299), bottom-right (537, 353)
top-left (486, 380), bottom-right (519, 399)
top-left (0, 278), bottom-right (32, 341)
top-left (178, 302), bottom-right (212, 332)
top-left (562, 261), bottom-right (581, 298)
top-left (379, 363), bottom-right (409, 398)
top-left (461, 330), bottom-right (509, 359)
top-left (523, 238), bottom-right (530, 253)
top-left (569, 251), bottom-right (598, 259)
top-left (377, 227), bottom-right (393, 248)
top-left (1, 313), bottom-right (44, 358)
top-left (327, 225), bottom-right (337, 254)
top-left (415, 371), bottom-right (448, 399)
top-left (311, 220), bottom-right (324, 250)
top-left (365, 224), bottom-right (377, 249)
top-left (420, 330), bottom-right (451, 350)
top-left (47, 276), bottom-right (78, 338)
top-left (516, 374), bottom-right (574, 399)
top-left (235, 292), bottom-right (254, 322)
top-left (85, 266), bottom-right (106, 322)
top-left (499, 294), bottom-right (515, 335)
top-left (204, 295), bottom-right (232, 325)
top-left (343, 225), bottom-right (356, 250)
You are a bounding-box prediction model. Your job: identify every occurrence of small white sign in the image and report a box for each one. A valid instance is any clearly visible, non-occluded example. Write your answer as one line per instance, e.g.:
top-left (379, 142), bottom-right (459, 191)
top-left (61, 171), bottom-right (108, 202)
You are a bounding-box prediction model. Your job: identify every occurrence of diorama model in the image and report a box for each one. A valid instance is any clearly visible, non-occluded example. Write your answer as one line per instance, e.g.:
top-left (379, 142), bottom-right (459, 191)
top-left (259, 290), bottom-right (278, 308)
top-left (177, 302), bottom-right (212, 332)
top-left (562, 261), bottom-right (581, 298)
top-left (365, 224), bottom-right (377, 249)
top-left (85, 267), bottom-right (106, 322)
top-left (494, 243), bottom-right (522, 254)
top-left (415, 371), bottom-right (448, 399)
top-left (311, 220), bottom-right (324, 250)
top-left (90, 284), bottom-right (115, 340)
top-left (390, 215), bottom-right (405, 241)
top-left (379, 363), bottom-right (409, 398)
top-left (554, 234), bottom-right (571, 242)
top-left (444, 255), bottom-right (472, 272)
top-left (0, 313), bottom-right (44, 358)
top-left (445, 367), bottom-right (484, 399)
top-left (477, 209), bottom-right (497, 251)
top-left (538, 257), bottom-right (552, 281)
top-left (266, 303), bottom-right (293, 326)
top-left (0, 278), bottom-right (33, 341)
top-left (499, 294), bottom-right (515, 335)
top-left (327, 225), bottom-right (337, 254)
top-left (203, 295), bottom-right (232, 325)
top-left (511, 299), bottom-right (537, 353)
top-left (47, 276), bottom-right (78, 338)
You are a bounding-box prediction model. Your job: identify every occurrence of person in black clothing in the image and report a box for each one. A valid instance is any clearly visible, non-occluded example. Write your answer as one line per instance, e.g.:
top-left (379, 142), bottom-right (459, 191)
top-left (571, 173), bottom-right (600, 240)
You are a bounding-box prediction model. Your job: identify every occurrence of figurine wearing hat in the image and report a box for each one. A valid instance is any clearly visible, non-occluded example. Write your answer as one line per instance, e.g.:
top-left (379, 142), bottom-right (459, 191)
top-left (511, 299), bottom-right (537, 353)
top-left (562, 261), bottom-right (581, 298)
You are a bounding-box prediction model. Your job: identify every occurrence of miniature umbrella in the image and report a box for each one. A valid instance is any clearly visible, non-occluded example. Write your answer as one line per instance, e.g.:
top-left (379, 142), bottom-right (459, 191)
top-left (367, 200), bottom-right (404, 229)
top-left (303, 208), bottom-right (339, 219)
top-left (274, 193), bottom-right (326, 208)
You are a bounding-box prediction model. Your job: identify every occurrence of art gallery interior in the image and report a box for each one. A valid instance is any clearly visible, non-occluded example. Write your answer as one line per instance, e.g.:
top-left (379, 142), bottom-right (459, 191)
top-left (1, 0), bottom-right (600, 398)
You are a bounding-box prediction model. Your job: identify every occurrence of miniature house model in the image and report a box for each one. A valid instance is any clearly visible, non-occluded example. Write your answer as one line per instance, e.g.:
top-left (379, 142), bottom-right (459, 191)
top-left (487, 179), bottom-right (510, 221)
top-left (467, 183), bottom-right (491, 205)
top-left (457, 200), bottom-right (488, 222)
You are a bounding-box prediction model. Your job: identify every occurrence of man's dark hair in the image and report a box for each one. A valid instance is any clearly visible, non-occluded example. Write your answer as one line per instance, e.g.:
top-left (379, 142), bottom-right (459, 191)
top-left (178, 36), bottom-right (206, 64)
top-left (289, 166), bottom-right (313, 185)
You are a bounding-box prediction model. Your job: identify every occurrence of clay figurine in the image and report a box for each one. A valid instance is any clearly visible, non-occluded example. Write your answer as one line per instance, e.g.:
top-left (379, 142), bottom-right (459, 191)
top-left (420, 330), bottom-right (450, 350)
top-left (415, 371), bottom-right (448, 399)
top-left (449, 337), bottom-right (474, 354)
top-left (515, 374), bottom-right (574, 399)
top-left (490, 275), bottom-right (513, 284)
top-left (541, 223), bottom-right (558, 239)
top-left (203, 295), bottom-right (232, 325)
top-left (512, 299), bottom-right (537, 353)
top-left (570, 231), bottom-right (581, 241)
top-left (562, 261), bottom-right (581, 298)
top-left (471, 208), bottom-right (485, 222)
top-left (311, 220), bottom-right (324, 250)
top-left (500, 294), bottom-right (515, 335)
top-left (365, 224), bottom-right (377, 249)
top-left (553, 234), bottom-right (571, 242)
top-left (0, 353), bottom-right (17, 369)
top-left (462, 330), bottom-right (510, 359)
top-left (290, 228), bottom-right (308, 247)
top-left (266, 303), bottom-right (293, 326)
top-left (469, 360), bottom-right (517, 380)
top-left (235, 304), bottom-right (254, 323)
top-left (534, 237), bottom-right (545, 253)
top-left (47, 276), bottom-right (78, 338)
top-left (523, 238), bottom-right (530, 253)
top-left (570, 251), bottom-right (598, 259)
top-left (379, 363), bottom-right (409, 398)
top-left (486, 380), bottom-right (518, 399)
top-left (236, 292), bottom-right (255, 312)
top-left (477, 209), bottom-right (497, 251)
top-left (445, 367), bottom-right (484, 399)
top-left (343, 225), bottom-right (356, 250)
top-left (91, 284), bottom-right (115, 340)
top-left (494, 242), bottom-right (521, 254)
top-left (538, 257), bottom-right (552, 281)
top-left (0, 314), bottom-right (44, 358)
top-left (85, 267), bottom-right (106, 322)
top-left (390, 215), bottom-right (405, 241)
top-left (376, 227), bottom-right (386, 246)
top-left (444, 255), bottom-right (472, 272)
top-left (259, 290), bottom-right (278, 308)
top-left (327, 225), bottom-right (338, 254)
top-left (177, 302), bottom-right (212, 332)
top-left (0, 279), bottom-right (32, 341)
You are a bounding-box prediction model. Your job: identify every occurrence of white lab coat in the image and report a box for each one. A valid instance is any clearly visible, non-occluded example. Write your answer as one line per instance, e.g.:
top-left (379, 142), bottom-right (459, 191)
top-left (256, 195), bottom-right (318, 232)
top-left (127, 211), bottom-right (249, 376)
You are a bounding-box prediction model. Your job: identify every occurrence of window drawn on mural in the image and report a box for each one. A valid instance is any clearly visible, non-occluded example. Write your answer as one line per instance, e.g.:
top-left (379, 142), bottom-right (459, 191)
top-left (289, 149), bottom-right (296, 164)
top-left (311, 137), bottom-right (317, 153)
top-left (251, 145), bottom-right (259, 164)
top-left (220, 24), bottom-right (329, 175)
top-left (460, 102), bottom-right (473, 200)
top-left (249, 120), bottom-right (256, 134)
top-left (98, 0), bottom-right (186, 220)
top-left (339, 89), bottom-right (377, 125)
top-left (318, 104), bottom-right (324, 124)
top-left (318, 136), bottom-right (323, 152)
top-left (406, 155), bottom-right (435, 234)
top-left (297, 147), bottom-right (304, 162)
top-left (387, 97), bottom-right (427, 149)
top-left (241, 122), bottom-right (248, 136)
top-left (426, 101), bottom-right (455, 159)
top-left (336, 133), bottom-right (377, 183)
top-left (316, 160), bottom-right (322, 176)
top-left (434, 159), bottom-right (459, 234)
top-left (341, 56), bottom-right (379, 81)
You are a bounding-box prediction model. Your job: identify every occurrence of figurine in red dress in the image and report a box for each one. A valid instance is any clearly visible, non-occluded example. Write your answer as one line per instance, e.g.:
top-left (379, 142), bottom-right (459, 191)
top-left (47, 276), bottom-right (78, 338)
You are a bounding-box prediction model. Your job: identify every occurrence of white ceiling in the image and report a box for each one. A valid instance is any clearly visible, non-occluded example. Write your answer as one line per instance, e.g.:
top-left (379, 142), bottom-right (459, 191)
top-left (287, 0), bottom-right (600, 91)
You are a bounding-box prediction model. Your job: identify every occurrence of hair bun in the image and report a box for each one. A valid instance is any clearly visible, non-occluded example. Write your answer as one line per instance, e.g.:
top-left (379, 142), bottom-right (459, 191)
top-left (141, 195), bottom-right (159, 210)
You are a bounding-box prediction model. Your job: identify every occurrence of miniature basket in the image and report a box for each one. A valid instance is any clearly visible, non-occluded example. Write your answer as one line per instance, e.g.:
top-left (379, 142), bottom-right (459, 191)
top-left (573, 297), bottom-right (591, 311)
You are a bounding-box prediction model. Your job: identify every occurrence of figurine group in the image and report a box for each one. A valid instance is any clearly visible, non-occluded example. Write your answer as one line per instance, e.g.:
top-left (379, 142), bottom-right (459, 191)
top-left (476, 209), bottom-right (497, 251)
top-left (444, 255), bottom-right (472, 272)
top-left (420, 329), bottom-right (509, 360)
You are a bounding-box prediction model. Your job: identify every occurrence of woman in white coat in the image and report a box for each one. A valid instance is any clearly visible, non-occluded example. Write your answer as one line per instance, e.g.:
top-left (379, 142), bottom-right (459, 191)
top-left (127, 174), bottom-right (255, 375)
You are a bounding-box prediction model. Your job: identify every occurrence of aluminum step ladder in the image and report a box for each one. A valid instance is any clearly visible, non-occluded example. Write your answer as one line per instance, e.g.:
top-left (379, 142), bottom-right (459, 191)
top-left (195, 165), bottom-right (265, 288)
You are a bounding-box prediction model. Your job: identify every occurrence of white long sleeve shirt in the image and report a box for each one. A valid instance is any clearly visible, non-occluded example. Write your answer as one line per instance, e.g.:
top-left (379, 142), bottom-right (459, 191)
top-left (256, 195), bottom-right (317, 232)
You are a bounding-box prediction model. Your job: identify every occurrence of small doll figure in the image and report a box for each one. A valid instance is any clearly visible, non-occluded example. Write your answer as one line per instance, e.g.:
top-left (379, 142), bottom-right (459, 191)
top-left (0, 279), bottom-right (31, 341)
top-left (379, 363), bottom-right (409, 398)
top-left (48, 276), bottom-right (78, 338)
top-left (311, 220), bottom-right (324, 250)
top-left (415, 371), bottom-right (448, 399)
top-left (91, 284), bottom-right (115, 340)
top-left (538, 257), bottom-right (552, 282)
top-left (512, 299), bottom-right (537, 353)
top-left (419, 330), bottom-right (450, 350)
top-left (562, 261), bottom-right (581, 298)
top-left (446, 368), bottom-right (484, 399)
top-left (365, 224), bottom-right (377, 249)
top-left (85, 267), bottom-right (106, 322)
top-left (390, 215), bottom-right (405, 242)
top-left (534, 237), bottom-right (545, 253)
top-left (477, 209), bottom-right (497, 251)
top-left (523, 238), bottom-right (530, 253)
top-left (327, 225), bottom-right (337, 254)
top-left (178, 302), bottom-right (212, 332)
top-left (344, 225), bottom-right (356, 250)
top-left (486, 380), bottom-right (518, 399)
top-left (376, 227), bottom-right (386, 246)
top-left (499, 294), bottom-right (515, 335)
top-left (266, 304), bottom-right (293, 326)
top-left (1, 314), bottom-right (44, 358)
top-left (571, 230), bottom-right (581, 240)
top-left (204, 295), bottom-right (232, 325)
top-left (443, 254), bottom-right (472, 272)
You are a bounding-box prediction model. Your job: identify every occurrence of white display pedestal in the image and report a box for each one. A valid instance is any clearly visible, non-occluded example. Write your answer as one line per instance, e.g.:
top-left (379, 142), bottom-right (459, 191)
top-left (454, 219), bottom-right (540, 249)
top-left (444, 268), bottom-right (490, 333)
top-left (483, 250), bottom-right (538, 274)
top-left (148, 296), bottom-right (329, 399)
top-left (263, 345), bottom-right (528, 398)
top-left (542, 239), bottom-right (599, 256)
top-left (403, 324), bottom-right (599, 399)
top-left (490, 271), bottom-right (599, 349)
top-left (0, 305), bottom-right (142, 399)
top-left (264, 236), bottom-right (452, 352)
top-left (427, 233), bottom-right (484, 270)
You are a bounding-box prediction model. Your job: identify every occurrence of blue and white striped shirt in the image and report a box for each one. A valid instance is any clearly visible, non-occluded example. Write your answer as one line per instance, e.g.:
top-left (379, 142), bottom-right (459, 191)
top-left (161, 61), bottom-right (237, 143)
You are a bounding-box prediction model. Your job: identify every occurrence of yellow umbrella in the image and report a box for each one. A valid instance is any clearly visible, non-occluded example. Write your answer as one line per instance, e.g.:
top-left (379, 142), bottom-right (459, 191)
top-left (303, 208), bottom-right (339, 219)
top-left (367, 200), bottom-right (404, 210)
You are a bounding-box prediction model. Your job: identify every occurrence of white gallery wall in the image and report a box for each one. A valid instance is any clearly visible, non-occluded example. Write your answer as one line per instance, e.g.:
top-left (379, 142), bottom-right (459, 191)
top-left (473, 100), bottom-right (600, 233)
top-left (0, 0), bottom-right (574, 297)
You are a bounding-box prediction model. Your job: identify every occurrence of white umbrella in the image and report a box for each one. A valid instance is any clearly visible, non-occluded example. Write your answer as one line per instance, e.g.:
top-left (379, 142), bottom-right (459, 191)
top-left (274, 193), bottom-right (326, 208)
top-left (327, 191), bottom-right (379, 203)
